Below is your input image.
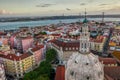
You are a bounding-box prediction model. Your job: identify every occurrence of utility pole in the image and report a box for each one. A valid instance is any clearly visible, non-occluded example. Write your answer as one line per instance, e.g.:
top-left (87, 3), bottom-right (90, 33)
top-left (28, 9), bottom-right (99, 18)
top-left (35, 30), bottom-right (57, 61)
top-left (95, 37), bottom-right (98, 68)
top-left (85, 8), bottom-right (87, 20)
top-left (79, 13), bottom-right (81, 21)
top-left (102, 12), bottom-right (104, 23)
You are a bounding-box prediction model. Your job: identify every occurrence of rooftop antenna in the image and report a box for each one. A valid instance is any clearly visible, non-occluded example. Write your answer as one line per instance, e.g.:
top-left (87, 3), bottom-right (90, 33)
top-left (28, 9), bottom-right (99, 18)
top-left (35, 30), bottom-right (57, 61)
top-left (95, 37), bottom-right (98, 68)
top-left (79, 13), bottom-right (81, 21)
top-left (83, 8), bottom-right (88, 23)
top-left (62, 13), bottom-right (64, 17)
top-left (85, 8), bottom-right (87, 19)
top-left (102, 12), bottom-right (104, 23)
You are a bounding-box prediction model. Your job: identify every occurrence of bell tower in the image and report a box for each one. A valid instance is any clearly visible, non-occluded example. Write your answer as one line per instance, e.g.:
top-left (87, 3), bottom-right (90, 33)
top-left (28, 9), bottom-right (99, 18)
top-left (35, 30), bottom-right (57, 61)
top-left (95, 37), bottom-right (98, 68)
top-left (79, 9), bottom-right (90, 53)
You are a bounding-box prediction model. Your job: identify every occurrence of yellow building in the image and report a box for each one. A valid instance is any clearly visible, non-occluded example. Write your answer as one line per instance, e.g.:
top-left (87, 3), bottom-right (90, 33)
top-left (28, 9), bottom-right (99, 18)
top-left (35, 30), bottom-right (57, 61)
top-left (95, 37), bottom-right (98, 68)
top-left (109, 41), bottom-right (116, 46)
top-left (109, 27), bottom-right (120, 52)
top-left (0, 53), bottom-right (35, 79)
top-left (112, 51), bottom-right (120, 63)
top-left (90, 36), bottom-right (106, 52)
top-left (0, 45), bottom-right (10, 51)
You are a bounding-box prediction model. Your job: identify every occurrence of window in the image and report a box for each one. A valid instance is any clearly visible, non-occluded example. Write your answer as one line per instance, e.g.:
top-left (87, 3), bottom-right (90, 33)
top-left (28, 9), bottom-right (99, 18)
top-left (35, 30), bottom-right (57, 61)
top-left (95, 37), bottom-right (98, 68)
top-left (87, 76), bottom-right (89, 80)
top-left (86, 63), bottom-right (89, 65)
top-left (85, 43), bottom-right (87, 48)
top-left (94, 60), bottom-right (97, 63)
top-left (66, 48), bottom-right (68, 50)
top-left (70, 71), bottom-right (74, 76)
top-left (82, 43), bottom-right (83, 48)
top-left (75, 60), bottom-right (78, 64)
top-left (19, 74), bottom-right (21, 77)
top-left (98, 71), bottom-right (102, 78)
top-left (90, 43), bottom-right (91, 48)
top-left (73, 47), bottom-right (74, 50)
top-left (76, 47), bottom-right (78, 50)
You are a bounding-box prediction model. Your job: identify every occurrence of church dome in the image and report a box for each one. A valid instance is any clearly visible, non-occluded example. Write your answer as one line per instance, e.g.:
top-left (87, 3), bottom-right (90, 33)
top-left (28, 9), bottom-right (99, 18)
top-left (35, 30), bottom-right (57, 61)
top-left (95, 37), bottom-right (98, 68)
top-left (83, 18), bottom-right (89, 23)
top-left (65, 52), bottom-right (104, 80)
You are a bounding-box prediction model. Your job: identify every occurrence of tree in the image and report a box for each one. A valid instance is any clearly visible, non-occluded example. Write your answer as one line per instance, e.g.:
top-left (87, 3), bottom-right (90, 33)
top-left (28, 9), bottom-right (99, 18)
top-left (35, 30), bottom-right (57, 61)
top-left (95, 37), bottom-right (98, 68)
top-left (23, 71), bottom-right (37, 80)
top-left (49, 69), bottom-right (55, 80)
top-left (38, 61), bottom-right (52, 77)
top-left (46, 49), bottom-right (57, 63)
top-left (37, 74), bottom-right (50, 80)
top-left (23, 49), bottom-right (57, 80)
top-left (23, 61), bottom-right (53, 80)
top-left (38, 32), bottom-right (47, 35)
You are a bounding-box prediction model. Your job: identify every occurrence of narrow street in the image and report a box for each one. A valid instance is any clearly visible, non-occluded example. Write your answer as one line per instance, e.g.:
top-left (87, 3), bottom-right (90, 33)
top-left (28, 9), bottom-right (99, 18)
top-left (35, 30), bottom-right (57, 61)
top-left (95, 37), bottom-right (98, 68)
top-left (102, 28), bottom-right (113, 56)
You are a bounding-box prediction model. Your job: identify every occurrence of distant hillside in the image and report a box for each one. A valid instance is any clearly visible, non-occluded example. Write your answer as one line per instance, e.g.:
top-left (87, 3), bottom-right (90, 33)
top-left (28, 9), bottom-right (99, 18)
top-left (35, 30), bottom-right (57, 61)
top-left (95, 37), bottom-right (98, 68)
top-left (0, 14), bottom-right (120, 22)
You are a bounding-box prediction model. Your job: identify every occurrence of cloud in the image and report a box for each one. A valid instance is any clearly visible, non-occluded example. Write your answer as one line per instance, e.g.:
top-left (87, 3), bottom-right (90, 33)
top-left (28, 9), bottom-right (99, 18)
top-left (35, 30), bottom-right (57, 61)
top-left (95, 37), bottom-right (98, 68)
top-left (107, 6), bottom-right (120, 11)
top-left (36, 4), bottom-right (55, 7)
top-left (80, 3), bottom-right (86, 6)
top-left (99, 4), bottom-right (108, 6)
top-left (88, 0), bottom-right (94, 3)
top-left (66, 8), bottom-right (71, 11)
top-left (0, 9), bottom-right (13, 15)
top-left (98, 5), bottom-right (120, 14)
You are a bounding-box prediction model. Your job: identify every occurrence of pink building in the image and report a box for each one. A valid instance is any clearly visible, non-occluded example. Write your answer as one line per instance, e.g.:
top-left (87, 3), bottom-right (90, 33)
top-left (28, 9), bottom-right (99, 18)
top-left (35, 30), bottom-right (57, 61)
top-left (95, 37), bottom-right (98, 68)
top-left (21, 37), bottom-right (34, 53)
top-left (31, 45), bottom-right (44, 65)
top-left (15, 37), bottom-right (34, 53)
top-left (0, 56), bottom-right (4, 64)
top-left (10, 35), bottom-right (34, 53)
top-left (0, 37), bottom-right (8, 45)
top-left (9, 35), bottom-right (16, 48)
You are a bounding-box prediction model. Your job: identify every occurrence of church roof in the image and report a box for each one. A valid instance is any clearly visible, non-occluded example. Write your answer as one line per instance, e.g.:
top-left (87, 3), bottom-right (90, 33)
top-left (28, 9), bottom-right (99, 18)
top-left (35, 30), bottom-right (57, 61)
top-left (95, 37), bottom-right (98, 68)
top-left (83, 18), bottom-right (89, 23)
top-left (65, 52), bottom-right (104, 80)
top-left (52, 39), bottom-right (79, 49)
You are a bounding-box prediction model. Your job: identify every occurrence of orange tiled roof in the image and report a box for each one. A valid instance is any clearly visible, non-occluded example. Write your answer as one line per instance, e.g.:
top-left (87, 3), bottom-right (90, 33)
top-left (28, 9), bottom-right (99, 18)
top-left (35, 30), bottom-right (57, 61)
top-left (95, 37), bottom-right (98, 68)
top-left (55, 65), bottom-right (65, 80)
top-left (99, 57), bottom-right (117, 65)
top-left (0, 32), bottom-right (6, 35)
top-left (104, 66), bottom-right (120, 79)
top-left (31, 45), bottom-right (44, 52)
top-left (51, 34), bottom-right (61, 36)
top-left (52, 40), bottom-right (79, 48)
top-left (21, 36), bottom-right (33, 40)
top-left (90, 36), bottom-right (105, 43)
top-left (109, 41), bottom-right (116, 46)
top-left (112, 51), bottom-right (120, 60)
top-left (104, 74), bottom-right (114, 80)
top-left (0, 53), bottom-right (31, 61)
top-left (47, 39), bottom-right (56, 43)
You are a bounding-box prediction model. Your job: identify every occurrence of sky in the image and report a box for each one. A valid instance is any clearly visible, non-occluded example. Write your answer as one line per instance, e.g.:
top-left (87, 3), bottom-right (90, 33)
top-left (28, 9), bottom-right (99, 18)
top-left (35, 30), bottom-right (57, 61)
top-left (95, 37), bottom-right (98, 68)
top-left (0, 0), bottom-right (120, 17)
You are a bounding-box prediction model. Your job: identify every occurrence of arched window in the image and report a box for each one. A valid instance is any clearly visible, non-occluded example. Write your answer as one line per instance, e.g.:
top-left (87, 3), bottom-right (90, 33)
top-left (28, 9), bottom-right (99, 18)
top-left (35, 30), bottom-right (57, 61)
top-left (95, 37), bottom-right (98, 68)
top-left (70, 71), bottom-right (74, 76)
top-left (87, 76), bottom-right (90, 80)
top-left (85, 43), bottom-right (87, 48)
top-left (82, 43), bottom-right (83, 48)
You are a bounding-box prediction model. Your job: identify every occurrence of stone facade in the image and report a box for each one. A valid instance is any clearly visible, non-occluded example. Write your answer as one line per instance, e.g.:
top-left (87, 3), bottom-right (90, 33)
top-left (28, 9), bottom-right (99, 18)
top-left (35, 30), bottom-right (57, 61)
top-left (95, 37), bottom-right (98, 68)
top-left (65, 18), bottom-right (104, 80)
top-left (0, 64), bottom-right (6, 80)
top-left (65, 52), bottom-right (104, 80)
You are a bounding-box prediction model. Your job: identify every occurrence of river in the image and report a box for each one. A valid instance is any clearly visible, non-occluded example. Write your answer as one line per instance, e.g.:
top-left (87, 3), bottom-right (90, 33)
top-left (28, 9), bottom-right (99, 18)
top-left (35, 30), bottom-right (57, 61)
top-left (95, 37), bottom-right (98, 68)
top-left (0, 18), bottom-right (120, 30)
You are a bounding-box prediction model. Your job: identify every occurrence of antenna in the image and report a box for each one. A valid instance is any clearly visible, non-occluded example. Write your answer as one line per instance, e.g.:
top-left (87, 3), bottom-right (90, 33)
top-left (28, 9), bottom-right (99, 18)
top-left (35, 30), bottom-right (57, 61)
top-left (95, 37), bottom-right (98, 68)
top-left (85, 8), bottom-right (87, 19)
top-left (62, 13), bottom-right (64, 17)
top-left (102, 12), bottom-right (104, 23)
top-left (79, 13), bottom-right (81, 21)
top-left (83, 8), bottom-right (88, 23)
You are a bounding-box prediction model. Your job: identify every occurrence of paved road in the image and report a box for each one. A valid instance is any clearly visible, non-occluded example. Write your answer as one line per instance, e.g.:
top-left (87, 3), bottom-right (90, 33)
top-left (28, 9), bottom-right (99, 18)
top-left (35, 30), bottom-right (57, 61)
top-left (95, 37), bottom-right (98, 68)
top-left (102, 28), bottom-right (113, 56)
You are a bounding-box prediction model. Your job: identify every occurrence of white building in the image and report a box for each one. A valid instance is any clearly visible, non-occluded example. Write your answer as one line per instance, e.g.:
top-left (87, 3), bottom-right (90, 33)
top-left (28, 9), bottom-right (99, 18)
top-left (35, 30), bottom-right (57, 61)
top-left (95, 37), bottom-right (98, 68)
top-left (65, 17), bottom-right (104, 80)
top-left (0, 64), bottom-right (6, 80)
